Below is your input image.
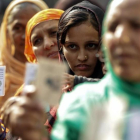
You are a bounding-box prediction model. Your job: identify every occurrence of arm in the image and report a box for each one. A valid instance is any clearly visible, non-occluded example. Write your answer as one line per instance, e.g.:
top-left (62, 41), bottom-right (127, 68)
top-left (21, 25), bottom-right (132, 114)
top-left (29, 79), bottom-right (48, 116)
top-left (62, 73), bottom-right (99, 92)
top-left (0, 96), bottom-right (48, 140)
top-left (74, 75), bottom-right (99, 86)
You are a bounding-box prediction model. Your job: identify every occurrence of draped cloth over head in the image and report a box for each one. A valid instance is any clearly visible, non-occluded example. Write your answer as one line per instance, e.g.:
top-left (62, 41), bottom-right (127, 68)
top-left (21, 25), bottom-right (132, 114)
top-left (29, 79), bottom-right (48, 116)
top-left (24, 9), bottom-right (64, 63)
top-left (58, 0), bottom-right (104, 49)
top-left (57, 0), bottom-right (104, 78)
top-left (101, 0), bottom-right (140, 96)
top-left (0, 0), bottom-right (48, 108)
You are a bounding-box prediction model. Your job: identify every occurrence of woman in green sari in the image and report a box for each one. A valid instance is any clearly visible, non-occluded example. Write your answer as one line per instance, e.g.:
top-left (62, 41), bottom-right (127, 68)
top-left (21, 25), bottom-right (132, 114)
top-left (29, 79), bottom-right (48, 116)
top-left (51, 0), bottom-right (140, 139)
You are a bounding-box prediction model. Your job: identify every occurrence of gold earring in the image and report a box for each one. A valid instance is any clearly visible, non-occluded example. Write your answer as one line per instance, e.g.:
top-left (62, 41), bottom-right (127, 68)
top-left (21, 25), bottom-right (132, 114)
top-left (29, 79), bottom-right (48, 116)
top-left (85, 56), bottom-right (88, 60)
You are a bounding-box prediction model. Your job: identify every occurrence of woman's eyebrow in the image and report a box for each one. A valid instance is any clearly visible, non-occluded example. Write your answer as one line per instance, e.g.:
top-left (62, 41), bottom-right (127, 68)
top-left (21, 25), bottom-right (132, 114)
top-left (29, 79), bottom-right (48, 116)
top-left (86, 40), bottom-right (99, 43)
top-left (46, 26), bottom-right (58, 32)
top-left (64, 41), bottom-right (76, 44)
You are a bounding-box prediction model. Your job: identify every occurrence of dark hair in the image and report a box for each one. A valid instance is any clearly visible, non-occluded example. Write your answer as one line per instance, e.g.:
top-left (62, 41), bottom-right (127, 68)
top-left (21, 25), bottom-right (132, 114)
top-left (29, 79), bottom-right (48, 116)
top-left (58, 8), bottom-right (99, 46)
top-left (57, 2), bottom-right (104, 78)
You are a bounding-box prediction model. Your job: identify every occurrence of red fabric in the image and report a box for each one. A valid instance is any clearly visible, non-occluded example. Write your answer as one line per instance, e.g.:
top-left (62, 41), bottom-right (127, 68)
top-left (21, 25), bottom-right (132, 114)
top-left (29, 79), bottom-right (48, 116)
top-left (45, 106), bottom-right (58, 133)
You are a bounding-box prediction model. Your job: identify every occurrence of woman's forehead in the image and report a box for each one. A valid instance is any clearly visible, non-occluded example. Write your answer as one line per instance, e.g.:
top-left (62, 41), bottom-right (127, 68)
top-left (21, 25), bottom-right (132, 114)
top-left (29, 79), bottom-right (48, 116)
top-left (8, 4), bottom-right (40, 24)
top-left (35, 20), bottom-right (59, 30)
top-left (31, 20), bottom-right (59, 36)
top-left (109, 0), bottom-right (140, 13)
top-left (106, 0), bottom-right (140, 24)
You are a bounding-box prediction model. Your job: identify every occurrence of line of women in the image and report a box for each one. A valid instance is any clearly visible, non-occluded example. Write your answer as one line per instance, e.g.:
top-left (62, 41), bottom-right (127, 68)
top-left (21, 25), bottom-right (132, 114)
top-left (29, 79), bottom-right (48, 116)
top-left (0, 0), bottom-right (105, 139)
top-left (1, 0), bottom-right (139, 139)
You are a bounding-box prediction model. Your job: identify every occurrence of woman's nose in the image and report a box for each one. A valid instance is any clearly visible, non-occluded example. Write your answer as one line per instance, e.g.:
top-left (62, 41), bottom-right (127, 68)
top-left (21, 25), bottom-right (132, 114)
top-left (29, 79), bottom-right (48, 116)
top-left (44, 37), bottom-right (54, 50)
top-left (77, 50), bottom-right (87, 61)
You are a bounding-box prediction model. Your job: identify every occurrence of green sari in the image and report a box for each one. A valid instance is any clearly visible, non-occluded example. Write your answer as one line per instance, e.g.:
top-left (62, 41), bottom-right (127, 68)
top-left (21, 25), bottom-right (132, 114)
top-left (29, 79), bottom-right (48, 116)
top-left (51, 0), bottom-right (140, 140)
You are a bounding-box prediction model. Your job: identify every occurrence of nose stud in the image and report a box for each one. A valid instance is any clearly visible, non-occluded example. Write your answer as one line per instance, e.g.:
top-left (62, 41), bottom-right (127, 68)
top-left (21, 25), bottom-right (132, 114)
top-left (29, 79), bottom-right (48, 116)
top-left (85, 56), bottom-right (88, 60)
top-left (95, 53), bottom-right (99, 58)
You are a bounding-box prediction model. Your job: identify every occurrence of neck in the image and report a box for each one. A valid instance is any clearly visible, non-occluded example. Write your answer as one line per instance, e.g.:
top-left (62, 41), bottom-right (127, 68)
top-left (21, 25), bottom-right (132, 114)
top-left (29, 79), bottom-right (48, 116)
top-left (13, 51), bottom-right (27, 64)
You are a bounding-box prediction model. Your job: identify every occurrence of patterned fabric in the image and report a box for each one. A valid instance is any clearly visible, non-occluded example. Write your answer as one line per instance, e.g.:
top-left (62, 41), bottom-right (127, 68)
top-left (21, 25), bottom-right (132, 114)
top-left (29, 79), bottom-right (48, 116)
top-left (45, 106), bottom-right (58, 133)
top-left (24, 9), bottom-right (64, 63)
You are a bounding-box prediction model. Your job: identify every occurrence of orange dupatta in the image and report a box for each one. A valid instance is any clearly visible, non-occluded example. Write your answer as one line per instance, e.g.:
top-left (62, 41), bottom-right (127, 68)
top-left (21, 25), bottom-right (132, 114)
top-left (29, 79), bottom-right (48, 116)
top-left (24, 9), bottom-right (64, 63)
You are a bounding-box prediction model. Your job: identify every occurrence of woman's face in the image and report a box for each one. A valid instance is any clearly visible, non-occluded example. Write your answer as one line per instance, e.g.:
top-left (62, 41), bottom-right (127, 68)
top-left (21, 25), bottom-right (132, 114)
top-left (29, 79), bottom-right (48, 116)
top-left (7, 5), bottom-right (40, 56)
top-left (63, 21), bottom-right (99, 77)
top-left (104, 0), bottom-right (140, 82)
top-left (31, 20), bottom-right (59, 60)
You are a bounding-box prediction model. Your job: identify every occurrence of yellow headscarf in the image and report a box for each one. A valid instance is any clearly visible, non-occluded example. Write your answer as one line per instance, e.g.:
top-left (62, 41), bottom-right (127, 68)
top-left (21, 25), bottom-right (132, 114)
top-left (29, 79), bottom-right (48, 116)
top-left (0, 0), bottom-right (48, 108)
top-left (24, 9), bottom-right (64, 63)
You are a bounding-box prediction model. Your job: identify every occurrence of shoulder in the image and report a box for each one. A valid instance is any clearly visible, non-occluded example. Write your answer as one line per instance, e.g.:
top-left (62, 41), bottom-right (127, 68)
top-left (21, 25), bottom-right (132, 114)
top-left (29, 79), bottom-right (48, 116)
top-left (58, 74), bottom-right (110, 119)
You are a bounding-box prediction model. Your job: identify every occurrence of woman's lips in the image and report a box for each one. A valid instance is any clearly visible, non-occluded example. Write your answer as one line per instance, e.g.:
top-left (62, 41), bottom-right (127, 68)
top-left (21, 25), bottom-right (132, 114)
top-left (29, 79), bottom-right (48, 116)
top-left (75, 64), bottom-right (90, 70)
top-left (114, 54), bottom-right (135, 60)
top-left (47, 51), bottom-right (59, 59)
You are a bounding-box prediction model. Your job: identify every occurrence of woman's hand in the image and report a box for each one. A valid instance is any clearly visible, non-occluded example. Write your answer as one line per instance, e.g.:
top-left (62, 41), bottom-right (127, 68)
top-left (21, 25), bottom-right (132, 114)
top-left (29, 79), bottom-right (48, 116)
top-left (0, 86), bottom-right (47, 140)
top-left (62, 73), bottom-right (75, 92)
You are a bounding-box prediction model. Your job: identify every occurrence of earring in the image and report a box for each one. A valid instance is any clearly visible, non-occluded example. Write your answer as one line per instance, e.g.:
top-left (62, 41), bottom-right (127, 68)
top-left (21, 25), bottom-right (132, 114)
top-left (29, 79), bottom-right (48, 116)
top-left (95, 53), bottom-right (100, 58)
top-left (85, 56), bottom-right (88, 60)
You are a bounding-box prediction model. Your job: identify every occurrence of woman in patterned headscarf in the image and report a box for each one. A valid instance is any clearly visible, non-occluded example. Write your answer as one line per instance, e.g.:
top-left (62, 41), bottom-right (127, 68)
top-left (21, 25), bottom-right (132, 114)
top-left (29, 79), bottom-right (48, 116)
top-left (0, 0), bottom-right (48, 108)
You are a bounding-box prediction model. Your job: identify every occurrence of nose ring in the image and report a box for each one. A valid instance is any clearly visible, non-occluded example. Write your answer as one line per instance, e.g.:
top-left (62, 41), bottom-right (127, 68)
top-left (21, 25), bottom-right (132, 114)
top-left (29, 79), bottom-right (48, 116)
top-left (85, 56), bottom-right (88, 60)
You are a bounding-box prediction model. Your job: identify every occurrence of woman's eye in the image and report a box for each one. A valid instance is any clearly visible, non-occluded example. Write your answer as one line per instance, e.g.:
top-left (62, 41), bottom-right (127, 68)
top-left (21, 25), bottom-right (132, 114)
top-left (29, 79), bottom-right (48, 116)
top-left (87, 43), bottom-right (97, 49)
top-left (13, 25), bottom-right (22, 31)
top-left (108, 21), bottom-right (118, 32)
top-left (50, 31), bottom-right (57, 37)
top-left (108, 24), bottom-right (117, 32)
top-left (68, 44), bottom-right (77, 49)
top-left (131, 22), bottom-right (140, 29)
top-left (33, 38), bottom-right (42, 46)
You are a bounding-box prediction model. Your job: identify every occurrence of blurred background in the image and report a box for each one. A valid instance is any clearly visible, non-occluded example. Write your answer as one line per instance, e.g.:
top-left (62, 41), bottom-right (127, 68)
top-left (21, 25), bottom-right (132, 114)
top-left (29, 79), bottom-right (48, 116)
top-left (0, 0), bottom-right (110, 24)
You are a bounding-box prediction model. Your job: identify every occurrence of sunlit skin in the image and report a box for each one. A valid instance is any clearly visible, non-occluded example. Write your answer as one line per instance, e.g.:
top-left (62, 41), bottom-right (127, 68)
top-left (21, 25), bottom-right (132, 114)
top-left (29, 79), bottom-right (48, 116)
top-left (104, 0), bottom-right (140, 82)
top-left (63, 21), bottom-right (99, 77)
top-left (7, 6), bottom-right (40, 63)
top-left (31, 20), bottom-right (59, 61)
